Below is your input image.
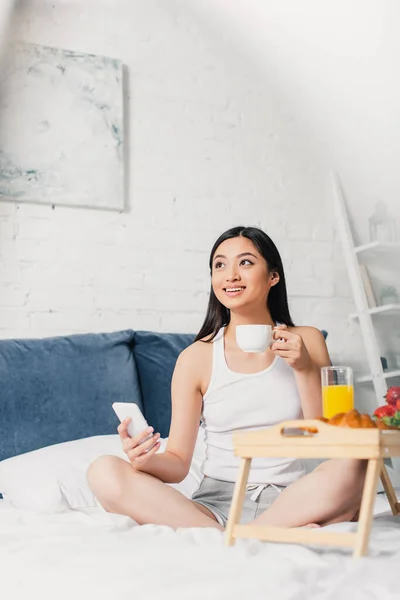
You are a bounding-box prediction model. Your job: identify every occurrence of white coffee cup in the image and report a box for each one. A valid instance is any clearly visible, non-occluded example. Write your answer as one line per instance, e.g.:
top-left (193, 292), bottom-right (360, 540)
top-left (236, 324), bottom-right (273, 353)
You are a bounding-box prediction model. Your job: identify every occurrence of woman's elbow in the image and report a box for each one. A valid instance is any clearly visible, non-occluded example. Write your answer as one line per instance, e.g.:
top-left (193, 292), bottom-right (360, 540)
top-left (163, 451), bottom-right (191, 483)
top-left (174, 462), bottom-right (191, 483)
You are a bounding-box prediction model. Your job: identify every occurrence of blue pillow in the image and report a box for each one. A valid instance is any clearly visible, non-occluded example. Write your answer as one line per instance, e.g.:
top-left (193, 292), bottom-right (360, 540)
top-left (0, 330), bottom-right (141, 462)
top-left (132, 331), bottom-right (195, 437)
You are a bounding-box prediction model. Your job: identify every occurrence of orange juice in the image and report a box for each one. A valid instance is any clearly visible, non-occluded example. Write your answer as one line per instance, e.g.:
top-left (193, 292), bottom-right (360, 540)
top-left (322, 384), bottom-right (354, 419)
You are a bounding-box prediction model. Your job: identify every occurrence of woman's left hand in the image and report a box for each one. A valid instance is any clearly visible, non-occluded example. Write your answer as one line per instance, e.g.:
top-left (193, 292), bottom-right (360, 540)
top-left (271, 324), bottom-right (313, 372)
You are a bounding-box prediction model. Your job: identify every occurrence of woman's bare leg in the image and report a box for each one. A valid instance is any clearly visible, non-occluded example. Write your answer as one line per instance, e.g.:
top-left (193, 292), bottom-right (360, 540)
top-left (249, 459), bottom-right (367, 528)
top-left (87, 455), bottom-right (223, 530)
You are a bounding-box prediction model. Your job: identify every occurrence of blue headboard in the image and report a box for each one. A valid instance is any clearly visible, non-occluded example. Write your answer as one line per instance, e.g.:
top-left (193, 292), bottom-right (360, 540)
top-left (0, 330), bottom-right (142, 463)
top-left (0, 326), bottom-right (328, 465)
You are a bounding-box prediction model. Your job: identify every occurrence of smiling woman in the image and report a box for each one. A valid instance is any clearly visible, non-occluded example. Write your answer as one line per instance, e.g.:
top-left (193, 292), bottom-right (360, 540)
top-left (195, 226), bottom-right (294, 343)
top-left (87, 225), bottom-right (367, 532)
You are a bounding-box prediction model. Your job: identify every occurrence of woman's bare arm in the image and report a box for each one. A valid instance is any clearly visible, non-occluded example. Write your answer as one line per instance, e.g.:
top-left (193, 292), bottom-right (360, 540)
top-left (292, 326), bottom-right (331, 419)
top-left (128, 343), bottom-right (205, 483)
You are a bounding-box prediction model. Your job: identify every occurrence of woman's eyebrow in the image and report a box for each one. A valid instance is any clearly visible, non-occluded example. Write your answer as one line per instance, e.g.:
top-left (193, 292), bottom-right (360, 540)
top-left (213, 251), bottom-right (258, 261)
top-left (236, 252), bottom-right (258, 259)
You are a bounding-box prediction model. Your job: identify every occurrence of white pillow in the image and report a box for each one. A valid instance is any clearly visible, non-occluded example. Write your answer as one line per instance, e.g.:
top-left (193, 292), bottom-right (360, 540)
top-left (0, 428), bottom-right (206, 513)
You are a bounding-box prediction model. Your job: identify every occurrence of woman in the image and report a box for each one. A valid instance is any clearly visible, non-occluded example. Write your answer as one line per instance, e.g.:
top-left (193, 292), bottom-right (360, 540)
top-left (87, 226), bottom-right (366, 530)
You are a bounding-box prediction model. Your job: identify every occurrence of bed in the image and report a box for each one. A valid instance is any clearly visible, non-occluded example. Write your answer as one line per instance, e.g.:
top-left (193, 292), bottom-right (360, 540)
top-left (1, 330), bottom-right (400, 598)
top-left (1, 431), bottom-right (400, 600)
top-left (1, 493), bottom-right (400, 599)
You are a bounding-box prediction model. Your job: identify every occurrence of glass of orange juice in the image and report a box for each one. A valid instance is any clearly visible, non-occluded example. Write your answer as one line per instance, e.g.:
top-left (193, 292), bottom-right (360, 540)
top-left (321, 366), bottom-right (354, 419)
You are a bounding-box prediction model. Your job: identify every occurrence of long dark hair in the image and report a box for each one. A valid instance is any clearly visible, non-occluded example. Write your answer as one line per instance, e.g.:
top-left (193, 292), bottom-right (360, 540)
top-left (195, 226), bottom-right (294, 342)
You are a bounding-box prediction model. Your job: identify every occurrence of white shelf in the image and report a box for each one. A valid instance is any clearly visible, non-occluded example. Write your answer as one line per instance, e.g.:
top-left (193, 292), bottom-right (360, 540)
top-left (357, 369), bottom-right (400, 384)
top-left (332, 173), bottom-right (400, 403)
top-left (350, 304), bottom-right (400, 320)
top-left (354, 241), bottom-right (400, 256)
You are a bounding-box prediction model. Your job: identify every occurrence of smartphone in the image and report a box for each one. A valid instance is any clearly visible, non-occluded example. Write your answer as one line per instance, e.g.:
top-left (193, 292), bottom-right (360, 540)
top-left (112, 402), bottom-right (153, 444)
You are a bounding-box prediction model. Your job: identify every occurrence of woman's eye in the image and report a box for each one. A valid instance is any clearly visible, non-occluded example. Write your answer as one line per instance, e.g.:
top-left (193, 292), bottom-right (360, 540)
top-left (240, 259), bottom-right (253, 266)
top-left (214, 261), bottom-right (224, 269)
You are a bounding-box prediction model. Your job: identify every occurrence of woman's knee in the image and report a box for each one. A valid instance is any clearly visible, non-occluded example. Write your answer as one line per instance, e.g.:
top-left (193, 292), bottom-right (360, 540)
top-left (315, 459), bottom-right (367, 489)
top-left (86, 455), bottom-right (132, 506)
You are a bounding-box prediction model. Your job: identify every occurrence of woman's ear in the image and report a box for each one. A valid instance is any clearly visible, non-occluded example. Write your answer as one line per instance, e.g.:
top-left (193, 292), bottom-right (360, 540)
top-left (270, 271), bottom-right (280, 287)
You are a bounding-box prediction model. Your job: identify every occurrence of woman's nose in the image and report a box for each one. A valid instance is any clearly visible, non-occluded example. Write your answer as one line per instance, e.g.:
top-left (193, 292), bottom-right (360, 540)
top-left (226, 272), bottom-right (240, 282)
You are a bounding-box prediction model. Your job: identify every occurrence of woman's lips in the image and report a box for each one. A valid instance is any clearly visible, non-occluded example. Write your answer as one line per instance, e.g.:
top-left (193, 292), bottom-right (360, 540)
top-left (223, 286), bottom-right (246, 297)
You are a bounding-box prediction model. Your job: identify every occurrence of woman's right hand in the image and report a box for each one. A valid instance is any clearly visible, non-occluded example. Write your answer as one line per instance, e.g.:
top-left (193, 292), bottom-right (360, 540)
top-left (117, 418), bottom-right (161, 470)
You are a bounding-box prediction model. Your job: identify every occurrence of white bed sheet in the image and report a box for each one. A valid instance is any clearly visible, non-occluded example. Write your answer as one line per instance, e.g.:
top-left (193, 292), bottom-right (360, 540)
top-left (1, 495), bottom-right (400, 600)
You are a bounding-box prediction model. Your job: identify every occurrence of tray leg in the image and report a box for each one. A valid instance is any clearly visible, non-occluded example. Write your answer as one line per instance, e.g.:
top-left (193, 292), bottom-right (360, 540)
top-left (380, 463), bottom-right (400, 516)
top-left (225, 457), bottom-right (251, 547)
top-left (353, 458), bottom-right (381, 558)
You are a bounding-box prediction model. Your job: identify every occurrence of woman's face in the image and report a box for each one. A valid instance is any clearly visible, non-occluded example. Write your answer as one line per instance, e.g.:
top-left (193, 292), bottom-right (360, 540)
top-left (211, 236), bottom-right (278, 311)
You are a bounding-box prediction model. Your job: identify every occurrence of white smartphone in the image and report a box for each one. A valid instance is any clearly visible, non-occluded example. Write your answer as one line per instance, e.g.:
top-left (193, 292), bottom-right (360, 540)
top-left (112, 402), bottom-right (153, 444)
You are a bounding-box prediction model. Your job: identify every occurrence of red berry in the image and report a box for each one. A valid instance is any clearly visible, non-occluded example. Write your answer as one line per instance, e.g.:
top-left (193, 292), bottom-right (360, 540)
top-left (386, 386), bottom-right (400, 406)
top-left (374, 405), bottom-right (396, 418)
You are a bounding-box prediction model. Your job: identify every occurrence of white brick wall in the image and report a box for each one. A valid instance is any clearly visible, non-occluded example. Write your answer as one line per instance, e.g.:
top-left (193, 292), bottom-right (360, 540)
top-left (0, 0), bottom-right (371, 403)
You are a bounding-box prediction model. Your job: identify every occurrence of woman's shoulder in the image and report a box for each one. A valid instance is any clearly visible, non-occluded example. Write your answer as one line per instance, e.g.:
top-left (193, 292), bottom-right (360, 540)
top-left (289, 325), bottom-right (324, 338)
top-left (177, 337), bottom-right (214, 367)
top-left (289, 325), bottom-right (329, 365)
top-left (175, 338), bottom-right (214, 393)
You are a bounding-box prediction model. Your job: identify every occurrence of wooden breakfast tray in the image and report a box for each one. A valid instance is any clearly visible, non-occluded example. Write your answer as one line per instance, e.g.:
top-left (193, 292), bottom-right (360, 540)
top-left (225, 419), bottom-right (400, 558)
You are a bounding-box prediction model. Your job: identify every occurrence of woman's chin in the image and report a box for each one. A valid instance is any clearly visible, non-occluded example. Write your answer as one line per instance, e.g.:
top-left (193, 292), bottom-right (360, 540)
top-left (220, 296), bottom-right (249, 311)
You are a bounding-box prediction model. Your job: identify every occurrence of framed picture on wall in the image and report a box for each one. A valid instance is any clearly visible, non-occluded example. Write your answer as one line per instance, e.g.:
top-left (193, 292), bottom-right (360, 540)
top-left (0, 42), bottom-right (125, 211)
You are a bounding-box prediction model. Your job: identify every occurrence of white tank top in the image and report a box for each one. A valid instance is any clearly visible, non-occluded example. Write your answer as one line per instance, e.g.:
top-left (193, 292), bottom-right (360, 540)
top-left (201, 328), bottom-right (306, 485)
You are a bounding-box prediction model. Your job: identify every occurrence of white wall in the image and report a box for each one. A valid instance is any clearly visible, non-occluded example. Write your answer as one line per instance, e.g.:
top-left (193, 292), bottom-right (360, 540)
top-left (193, 0), bottom-right (400, 244)
top-left (0, 0), bottom-right (374, 402)
top-left (190, 0), bottom-right (400, 407)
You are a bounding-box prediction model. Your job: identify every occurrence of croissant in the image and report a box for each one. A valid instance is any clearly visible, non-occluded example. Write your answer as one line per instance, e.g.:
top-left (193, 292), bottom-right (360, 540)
top-left (320, 409), bottom-right (397, 429)
top-left (300, 409), bottom-right (398, 432)
top-left (328, 412), bottom-right (346, 426)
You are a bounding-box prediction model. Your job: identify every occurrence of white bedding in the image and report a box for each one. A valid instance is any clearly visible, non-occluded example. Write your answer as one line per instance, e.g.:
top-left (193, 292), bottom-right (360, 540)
top-left (1, 495), bottom-right (400, 600)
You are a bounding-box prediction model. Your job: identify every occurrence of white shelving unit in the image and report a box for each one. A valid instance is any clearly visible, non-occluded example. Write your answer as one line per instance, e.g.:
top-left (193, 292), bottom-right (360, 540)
top-left (331, 173), bottom-right (400, 403)
top-left (349, 304), bottom-right (400, 320)
top-left (357, 369), bottom-right (400, 385)
top-left (354, 241), bottom-right (400, 256)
